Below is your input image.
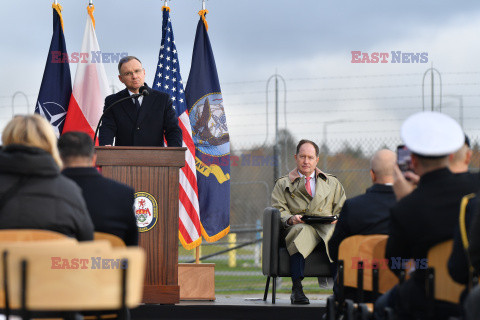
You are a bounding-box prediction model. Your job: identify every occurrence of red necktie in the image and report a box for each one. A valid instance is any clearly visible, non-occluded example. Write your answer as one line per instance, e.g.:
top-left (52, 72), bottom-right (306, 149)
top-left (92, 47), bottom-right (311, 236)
top-left (305, 177), bottom-right (312, 196)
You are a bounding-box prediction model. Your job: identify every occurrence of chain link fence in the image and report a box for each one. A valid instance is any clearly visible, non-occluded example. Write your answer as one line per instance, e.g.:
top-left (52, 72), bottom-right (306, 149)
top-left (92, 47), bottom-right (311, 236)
top-left (179, 135), bottom-right (480, 294)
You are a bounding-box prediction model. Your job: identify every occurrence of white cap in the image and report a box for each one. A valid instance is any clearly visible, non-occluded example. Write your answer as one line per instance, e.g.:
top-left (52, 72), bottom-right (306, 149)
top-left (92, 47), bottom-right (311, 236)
top-left (401, 111), bottom-right (464, 157)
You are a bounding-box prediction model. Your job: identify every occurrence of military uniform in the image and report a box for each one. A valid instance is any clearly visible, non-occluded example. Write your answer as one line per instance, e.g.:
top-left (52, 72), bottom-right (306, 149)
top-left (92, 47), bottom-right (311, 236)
top-left (373, 111), bottom-right (467, 320)
top-left (271, 167), bottom-right (346, 262)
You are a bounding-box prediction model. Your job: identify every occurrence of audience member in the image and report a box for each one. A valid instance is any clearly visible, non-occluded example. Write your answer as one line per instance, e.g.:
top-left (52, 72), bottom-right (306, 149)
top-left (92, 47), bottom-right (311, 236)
top-left (329, 149), bottom-right (397, 261)
top-left (0, 115), bottom-right (93, 240)
top-left (393, 134), bottom-right (478, 201)
top-left (272, 139), bottom-right (346, 304)
top-left (58, 131), bottom-right (138, 246)
top-left (374, 111), bottom-right (471, 320)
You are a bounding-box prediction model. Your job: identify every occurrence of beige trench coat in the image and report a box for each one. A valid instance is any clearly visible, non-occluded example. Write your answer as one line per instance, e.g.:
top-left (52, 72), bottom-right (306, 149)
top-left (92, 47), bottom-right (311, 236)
top-left (271, 168), bottom-right (346, 262)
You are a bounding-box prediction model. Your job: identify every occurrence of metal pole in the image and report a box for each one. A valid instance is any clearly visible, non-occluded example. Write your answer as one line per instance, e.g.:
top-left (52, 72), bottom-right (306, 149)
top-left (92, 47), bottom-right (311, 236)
top-left (322, 123), bottom-right (327, 170)
top-left (273, 74), bottom-right (280, 182)
top-left (431, 66), bottom-right (434, 111)
top-left (460, 96), bottom-right (463, 128)
top-left (422, 66), bottom-right (442, 113)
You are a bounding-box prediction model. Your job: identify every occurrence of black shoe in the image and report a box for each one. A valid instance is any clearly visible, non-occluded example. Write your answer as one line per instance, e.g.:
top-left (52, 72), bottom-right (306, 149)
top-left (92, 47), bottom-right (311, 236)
top-left (291, 279), bottom-right (310, 304)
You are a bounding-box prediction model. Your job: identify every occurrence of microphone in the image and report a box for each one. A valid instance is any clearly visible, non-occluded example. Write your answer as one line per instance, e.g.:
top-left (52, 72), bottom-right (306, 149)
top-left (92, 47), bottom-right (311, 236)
top-left (93, 90), bottom-right (144, 145)
top-left (138, 85), bottom-right (149, 96)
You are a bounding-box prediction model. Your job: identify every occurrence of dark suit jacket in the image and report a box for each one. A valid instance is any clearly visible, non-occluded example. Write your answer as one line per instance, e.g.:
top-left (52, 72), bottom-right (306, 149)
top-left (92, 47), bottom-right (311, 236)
top-left (62, 167), bottom-right (138, 246)
top-left (329, 183), bottom-right (396, 261)
top-left (386, 168), bottom-right (477, 319)
top-left (98, 84), bottom-right (182, 147)
top-left (387, 168), bottom-right (477, 275)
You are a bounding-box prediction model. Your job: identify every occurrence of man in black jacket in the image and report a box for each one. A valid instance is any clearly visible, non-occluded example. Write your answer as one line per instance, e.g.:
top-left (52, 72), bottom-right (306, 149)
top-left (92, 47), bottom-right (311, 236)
top-left (374, 112), bottom-right (470, 320)
top-left (328, 149), bottom-right (397, 301)
top-left (58, 131), bottom-right (138, 245)
top-left (329, 149), bottom-right (397, 262)
top-left (98, 56), bottom-right (182, 147)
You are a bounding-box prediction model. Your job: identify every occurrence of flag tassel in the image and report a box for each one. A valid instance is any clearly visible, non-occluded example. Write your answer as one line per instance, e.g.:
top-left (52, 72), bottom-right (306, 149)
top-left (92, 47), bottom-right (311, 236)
top-left (52, 3), bottom-right (64, 31)
top-left (198, 9), bottom-right (208, 31)
top-left (87, 5), bottom-right (96, 29)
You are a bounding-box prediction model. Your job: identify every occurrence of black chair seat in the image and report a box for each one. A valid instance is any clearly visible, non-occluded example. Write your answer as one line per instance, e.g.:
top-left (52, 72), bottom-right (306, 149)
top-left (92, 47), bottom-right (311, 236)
top-left (262, 207), bottom-right (332, 303)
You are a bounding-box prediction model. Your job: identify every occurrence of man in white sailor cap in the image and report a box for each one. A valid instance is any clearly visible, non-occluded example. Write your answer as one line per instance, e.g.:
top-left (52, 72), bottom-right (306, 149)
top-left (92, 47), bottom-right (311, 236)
top-left (374, 111), bottom-right (472, 320)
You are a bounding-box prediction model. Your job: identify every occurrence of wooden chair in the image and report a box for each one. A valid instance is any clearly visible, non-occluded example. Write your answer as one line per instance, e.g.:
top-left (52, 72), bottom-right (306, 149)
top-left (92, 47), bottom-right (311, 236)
top-left (4, 244), bottom-right (145, 320)
top-left (0, 241), bottom-right (110, 316)
top-left (0, 229), bottom-right (69, 242)
top-left (327, 235), bottom-right (373, 320)
top-left (94, 232), bottom-right (126, 248)
top-left (328, 235), bottom-right (399, 320)
top-left (425, 240), bottom-right (465, 318)
top-left (337, 235), bottom-right (375, 301)
top-left (355, 237), bottom-right (399, 320)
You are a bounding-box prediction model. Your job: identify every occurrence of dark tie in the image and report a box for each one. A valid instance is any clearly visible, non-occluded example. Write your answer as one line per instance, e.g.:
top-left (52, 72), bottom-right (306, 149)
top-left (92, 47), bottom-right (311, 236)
top-left (135, 98), bottom-right (141, 111)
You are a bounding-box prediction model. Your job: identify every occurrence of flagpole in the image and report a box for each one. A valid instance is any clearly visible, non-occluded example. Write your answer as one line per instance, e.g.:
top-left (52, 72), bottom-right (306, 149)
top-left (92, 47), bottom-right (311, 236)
top-left (196, 0), bottom-right (207, 264)
top-left (194, 0), bottom-right (207, 265)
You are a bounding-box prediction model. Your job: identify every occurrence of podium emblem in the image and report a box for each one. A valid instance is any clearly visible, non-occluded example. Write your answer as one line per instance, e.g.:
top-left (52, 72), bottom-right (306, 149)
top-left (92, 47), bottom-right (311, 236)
top-left (134, 192), bottom-right (158, 232)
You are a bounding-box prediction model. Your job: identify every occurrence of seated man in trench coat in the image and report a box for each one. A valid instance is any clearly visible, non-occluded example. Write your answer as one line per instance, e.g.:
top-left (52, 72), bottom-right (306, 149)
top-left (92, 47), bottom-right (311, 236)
top-left (271, 139), bottom-right (346, 304)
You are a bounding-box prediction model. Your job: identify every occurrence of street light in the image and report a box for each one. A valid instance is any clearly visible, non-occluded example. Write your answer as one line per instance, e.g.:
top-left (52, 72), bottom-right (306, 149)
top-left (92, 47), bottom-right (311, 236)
top-left (265, 73), bottom-right (286, 183)
top-left (443, 95), bottom-right (464, 128)
top-left (322, 120), bottom-right (347, 170)
top-left (11, 91), bottom-right (31, 116)
top-left (422, 66), bottom-right (442, 112)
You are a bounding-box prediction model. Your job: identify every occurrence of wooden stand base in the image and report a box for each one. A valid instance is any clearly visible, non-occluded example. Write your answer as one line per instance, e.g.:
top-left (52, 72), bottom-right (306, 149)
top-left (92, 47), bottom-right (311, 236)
top-left (178, 263), bottom-right (215, 300)
top-left (143, 285), bottom-right (180, 304)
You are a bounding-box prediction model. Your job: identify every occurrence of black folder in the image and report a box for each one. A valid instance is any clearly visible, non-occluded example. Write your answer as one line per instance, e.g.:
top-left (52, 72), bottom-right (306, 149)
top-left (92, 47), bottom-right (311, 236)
top-left (301, 215), bottom-right (338, 224)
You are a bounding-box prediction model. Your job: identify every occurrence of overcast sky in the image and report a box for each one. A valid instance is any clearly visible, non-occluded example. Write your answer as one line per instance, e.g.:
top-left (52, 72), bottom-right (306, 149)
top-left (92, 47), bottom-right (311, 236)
top-left (2, 0), bottom-right (480, 152)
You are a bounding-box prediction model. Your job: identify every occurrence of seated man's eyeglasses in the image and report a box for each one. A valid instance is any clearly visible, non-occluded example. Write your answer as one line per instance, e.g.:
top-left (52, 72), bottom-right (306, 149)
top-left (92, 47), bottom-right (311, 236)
top-left (121, 69), bottom-right (143, 77)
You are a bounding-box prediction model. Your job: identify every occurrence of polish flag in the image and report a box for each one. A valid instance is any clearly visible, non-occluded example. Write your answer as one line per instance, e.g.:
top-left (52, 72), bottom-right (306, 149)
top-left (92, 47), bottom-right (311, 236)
top-left (63, 5), bottom-right (109, 140)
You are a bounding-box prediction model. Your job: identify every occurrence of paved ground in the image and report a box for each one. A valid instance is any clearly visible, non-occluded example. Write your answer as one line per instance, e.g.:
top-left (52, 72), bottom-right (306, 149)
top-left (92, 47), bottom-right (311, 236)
top-left (179, 292), bottom-right (331, 307)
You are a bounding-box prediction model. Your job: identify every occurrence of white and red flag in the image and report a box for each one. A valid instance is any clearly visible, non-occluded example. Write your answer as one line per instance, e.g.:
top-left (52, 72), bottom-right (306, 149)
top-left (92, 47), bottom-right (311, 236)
top-left (63, 5), bottom-right (109, 140)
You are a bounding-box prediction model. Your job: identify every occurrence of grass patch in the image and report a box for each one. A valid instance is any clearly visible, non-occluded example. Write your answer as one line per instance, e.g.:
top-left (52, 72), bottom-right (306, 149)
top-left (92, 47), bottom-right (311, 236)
top-left (179, 243), bottom-right (333, 295)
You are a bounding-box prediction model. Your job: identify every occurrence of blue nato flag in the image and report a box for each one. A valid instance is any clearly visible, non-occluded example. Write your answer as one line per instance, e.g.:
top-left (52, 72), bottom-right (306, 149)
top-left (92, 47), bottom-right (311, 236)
top-left (35, 4), bottom-right (72, 137)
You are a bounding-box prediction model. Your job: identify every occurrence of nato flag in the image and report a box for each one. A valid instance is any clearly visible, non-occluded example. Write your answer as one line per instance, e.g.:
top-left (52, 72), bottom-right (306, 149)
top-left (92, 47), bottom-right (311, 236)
top-left (35, 5), bottom-right (72, 137)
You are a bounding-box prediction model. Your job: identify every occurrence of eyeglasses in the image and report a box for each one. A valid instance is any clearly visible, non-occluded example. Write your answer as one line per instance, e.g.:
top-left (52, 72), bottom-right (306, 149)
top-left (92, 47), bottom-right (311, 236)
top-left (121, 68), bottom-right (143, 77)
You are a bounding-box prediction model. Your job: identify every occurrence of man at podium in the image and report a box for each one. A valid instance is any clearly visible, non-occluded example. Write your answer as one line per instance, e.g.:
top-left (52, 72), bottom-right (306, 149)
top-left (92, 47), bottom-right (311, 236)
top-left (98, 56), bottom-right (182, 147)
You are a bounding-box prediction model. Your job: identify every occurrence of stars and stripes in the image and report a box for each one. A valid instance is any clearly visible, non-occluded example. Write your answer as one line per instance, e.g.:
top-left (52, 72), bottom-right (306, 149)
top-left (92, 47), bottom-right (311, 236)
top-left (152, 6), bottom-right (202, 250)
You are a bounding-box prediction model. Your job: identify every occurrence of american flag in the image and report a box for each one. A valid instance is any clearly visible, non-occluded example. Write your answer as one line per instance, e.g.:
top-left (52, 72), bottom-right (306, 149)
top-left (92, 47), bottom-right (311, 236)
top-left (152, 6), bottom-right (202, 250)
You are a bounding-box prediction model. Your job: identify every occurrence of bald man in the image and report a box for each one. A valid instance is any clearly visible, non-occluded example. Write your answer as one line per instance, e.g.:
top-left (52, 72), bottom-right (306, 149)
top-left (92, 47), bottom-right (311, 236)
top-left (328, 149), bottom-right (397, 261)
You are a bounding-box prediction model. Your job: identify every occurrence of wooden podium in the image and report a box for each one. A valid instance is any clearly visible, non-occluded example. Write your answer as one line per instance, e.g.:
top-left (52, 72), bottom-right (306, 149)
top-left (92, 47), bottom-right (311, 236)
top-left (95, 146), bottom-right (186, 304)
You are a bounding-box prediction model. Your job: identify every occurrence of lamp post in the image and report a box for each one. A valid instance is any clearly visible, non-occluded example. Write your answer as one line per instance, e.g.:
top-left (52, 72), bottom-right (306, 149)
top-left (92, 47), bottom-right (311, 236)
top-left (266, 73), bottom-right (286, 183)
top-left (443, 95), bottom-right (464, 128)
top-left (322, 120), bottom-right (347, 170)
top-left (422, 65), bottom-right (442, 112)
top-left (11, 91), bottom-right (31, 116)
